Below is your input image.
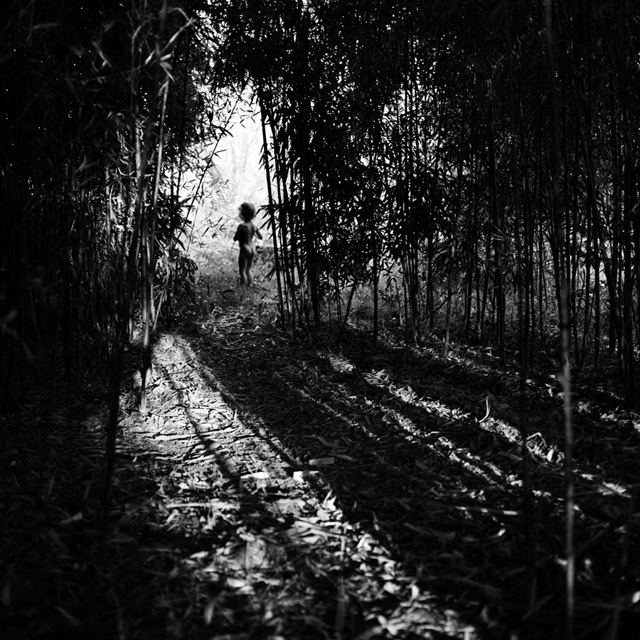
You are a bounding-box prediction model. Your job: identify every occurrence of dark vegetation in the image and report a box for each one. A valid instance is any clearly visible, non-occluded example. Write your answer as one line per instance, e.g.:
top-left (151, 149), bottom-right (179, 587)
top-left (2, 1), bottom-right (640, 638)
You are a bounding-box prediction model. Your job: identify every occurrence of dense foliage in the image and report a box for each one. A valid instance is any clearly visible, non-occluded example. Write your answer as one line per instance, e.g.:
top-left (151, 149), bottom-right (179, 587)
top-left (2, 2), bottom-right (640, 638)
top-left (3, 0), bottom-right (639, 399)
top-left (1, 0), bottom-right (219, 397)
top-left (221, 0), bottom-right (640, 400)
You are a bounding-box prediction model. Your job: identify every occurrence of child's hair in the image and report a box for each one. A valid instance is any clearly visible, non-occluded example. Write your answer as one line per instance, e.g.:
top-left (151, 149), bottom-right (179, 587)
top-left (239, 202), bottom-right (256, 222)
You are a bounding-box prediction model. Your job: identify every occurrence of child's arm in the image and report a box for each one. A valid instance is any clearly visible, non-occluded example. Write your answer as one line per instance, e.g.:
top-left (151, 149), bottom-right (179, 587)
top-left (254, 225), bottom-right (263, 241)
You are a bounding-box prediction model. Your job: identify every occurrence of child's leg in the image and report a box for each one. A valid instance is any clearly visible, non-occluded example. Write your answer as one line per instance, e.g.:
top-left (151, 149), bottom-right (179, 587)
top-left (238, 252), bottom-right (248, 285)
top-left (246, 252), bottom-right (255, 285)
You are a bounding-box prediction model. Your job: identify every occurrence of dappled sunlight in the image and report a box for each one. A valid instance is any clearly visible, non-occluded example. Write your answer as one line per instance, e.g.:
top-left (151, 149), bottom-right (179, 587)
top-left (318, 350), bottom-right (526, 491)
top-left (117, 331), bottom-right (482, 638)
top-left (185, 323), bottom-right (550, 635)
top-left (2, 292), bottom-right (636, 640)
top-left (4, 308), bottom-right (638, 639)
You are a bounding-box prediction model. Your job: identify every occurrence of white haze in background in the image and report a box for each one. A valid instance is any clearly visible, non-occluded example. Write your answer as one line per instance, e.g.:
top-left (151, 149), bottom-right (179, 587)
top-left (192, 109), bottom-right (267, 235)
top-left (216, 113), bottom-right (268, 217)
top-left (184, 102), bottom-right (270, 278)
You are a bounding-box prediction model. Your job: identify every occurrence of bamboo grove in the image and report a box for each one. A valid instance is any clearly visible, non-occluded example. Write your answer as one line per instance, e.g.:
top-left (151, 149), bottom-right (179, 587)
top-left (2, 3), bottom-right (640, 422)
top-left (3, 0), bottom-right (179, 395)
top-left (0, 0), bottom-right (232, 513)
top-left (220, 0), bottom-right (640, 403)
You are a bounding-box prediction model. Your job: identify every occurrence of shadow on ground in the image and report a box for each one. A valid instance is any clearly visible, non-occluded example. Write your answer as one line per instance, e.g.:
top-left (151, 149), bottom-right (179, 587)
top-left (3, 291), bottom-right (639, 640)
top-left (183, 300), bottom-right (640, 640)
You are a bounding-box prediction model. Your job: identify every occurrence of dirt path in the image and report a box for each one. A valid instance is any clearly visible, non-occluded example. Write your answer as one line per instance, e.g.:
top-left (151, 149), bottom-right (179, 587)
top-left (115, 307), bottom-right (476, 639)
top-left (4, 296), bottom-right (639, 639)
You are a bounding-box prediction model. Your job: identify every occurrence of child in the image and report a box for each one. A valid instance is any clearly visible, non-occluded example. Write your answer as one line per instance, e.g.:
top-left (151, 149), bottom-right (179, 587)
top-left (233, 202), bottom-right (263, 286)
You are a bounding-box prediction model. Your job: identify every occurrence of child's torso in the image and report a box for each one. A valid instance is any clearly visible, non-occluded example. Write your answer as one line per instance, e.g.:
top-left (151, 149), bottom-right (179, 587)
top-left (236, 222), bottom-right (255, 245)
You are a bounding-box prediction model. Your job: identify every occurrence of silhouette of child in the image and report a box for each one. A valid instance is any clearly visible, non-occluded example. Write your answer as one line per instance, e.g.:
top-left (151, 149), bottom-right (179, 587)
top-left (233, 202), bottom-right (262, 286)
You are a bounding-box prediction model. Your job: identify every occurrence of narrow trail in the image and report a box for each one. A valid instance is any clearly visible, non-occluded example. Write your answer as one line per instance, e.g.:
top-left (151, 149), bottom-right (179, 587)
top-left (113, 292), bottom-right (640, 639)
top-left (4, 292), bottom-right (638, 640)
top-left (116, 302), bottom-right (477, 639)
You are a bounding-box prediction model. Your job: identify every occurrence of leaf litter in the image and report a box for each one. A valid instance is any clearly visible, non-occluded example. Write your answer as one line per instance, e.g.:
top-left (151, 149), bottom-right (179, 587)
top-left (1, 296), bottom-right (640, 639)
